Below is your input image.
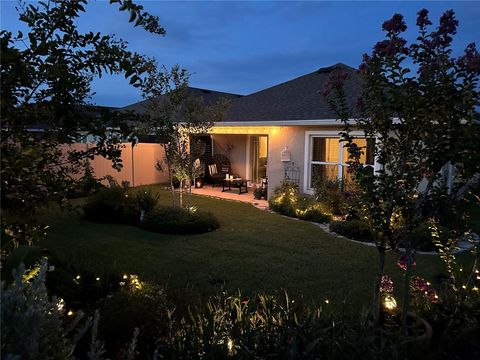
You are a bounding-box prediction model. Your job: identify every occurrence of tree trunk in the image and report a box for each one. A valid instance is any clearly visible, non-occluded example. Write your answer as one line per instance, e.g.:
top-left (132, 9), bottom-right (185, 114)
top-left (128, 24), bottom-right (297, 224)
top-left (169, 168), bottom-right (175, 207)
top-left (372, 247), bottom-right (386, 328)
top-left (179, 180), bottom-right (183, 208)
top-left (401, 253), bottom-right (412, 335)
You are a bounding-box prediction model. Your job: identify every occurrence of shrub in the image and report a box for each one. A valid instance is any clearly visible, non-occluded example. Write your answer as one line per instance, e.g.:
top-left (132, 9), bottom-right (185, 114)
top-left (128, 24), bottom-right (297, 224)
top-left (83, 187), bottom-right (138, 225)
top-left (408, 222), bottom-right (450, 252)
top-left (296, 205), bottom-right (331, 223)
top-left (269, 182), bottom-right (331, 223)
top-left (1, 261), bottom-right (99, 359)
top-left (67, 164), bottom-right (104, 199)
top-left (268, 181), bottom-right (299, 217)
top-left (312, 178), bottom-right (358, 216)
top-left (329, 219), bottom-right (375, 242)
top-left (134, 189), bottom-right (160, 214)
top-left (100, 281), bottom-right (167, 356)
top-left (140, 206), bottom-right (219, 234)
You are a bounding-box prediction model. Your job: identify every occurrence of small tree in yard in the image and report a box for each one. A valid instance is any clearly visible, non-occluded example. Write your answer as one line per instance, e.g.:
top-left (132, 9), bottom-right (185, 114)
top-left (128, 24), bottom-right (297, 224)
top-left (325, 9), bottom-right (480, 332)
top-left (141, 66), bottom-right (228, 208)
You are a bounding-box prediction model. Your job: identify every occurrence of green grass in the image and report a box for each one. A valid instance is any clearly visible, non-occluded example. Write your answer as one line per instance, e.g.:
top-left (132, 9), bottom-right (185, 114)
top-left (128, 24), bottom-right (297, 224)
top-left (40, 185), bottom-right (473, 312)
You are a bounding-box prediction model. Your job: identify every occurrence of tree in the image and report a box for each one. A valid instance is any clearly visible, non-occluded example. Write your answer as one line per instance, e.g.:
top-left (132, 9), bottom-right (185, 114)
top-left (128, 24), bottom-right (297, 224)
top-left (1, 0), bottom-right (165, 264)
top-left (140, 65), bottom-right (228, 208)
top-left (325, 9), bottom-right (480, 331)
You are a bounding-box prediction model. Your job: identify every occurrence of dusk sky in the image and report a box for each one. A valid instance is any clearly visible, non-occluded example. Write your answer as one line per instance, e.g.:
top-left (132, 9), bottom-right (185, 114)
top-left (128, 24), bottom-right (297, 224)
top-left (1, 1), bottom-right (479, 107)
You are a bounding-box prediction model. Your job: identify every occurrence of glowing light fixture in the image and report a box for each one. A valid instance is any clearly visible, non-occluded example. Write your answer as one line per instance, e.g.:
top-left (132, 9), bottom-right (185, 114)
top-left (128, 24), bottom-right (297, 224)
top-left (209, 126), bottom-right (280, 135)
top-left (383, 295), bottom-right (397, 312)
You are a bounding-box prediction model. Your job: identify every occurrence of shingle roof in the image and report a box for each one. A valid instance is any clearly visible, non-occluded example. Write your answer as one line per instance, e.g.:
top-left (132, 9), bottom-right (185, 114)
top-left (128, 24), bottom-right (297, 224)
top-left (121, 87), bottom-right (243, 114)
top-left (224, 63), bottom-right (361, 122)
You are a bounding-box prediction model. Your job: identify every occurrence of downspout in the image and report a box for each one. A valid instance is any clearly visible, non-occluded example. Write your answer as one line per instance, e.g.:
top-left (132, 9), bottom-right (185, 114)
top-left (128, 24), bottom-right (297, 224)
top-left (131, 139), bottom-right (137, 187)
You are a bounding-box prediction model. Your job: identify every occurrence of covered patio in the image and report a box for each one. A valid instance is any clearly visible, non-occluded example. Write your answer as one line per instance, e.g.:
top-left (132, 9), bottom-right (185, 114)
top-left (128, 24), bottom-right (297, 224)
top-left (191, 185), bottom-right (269, 211)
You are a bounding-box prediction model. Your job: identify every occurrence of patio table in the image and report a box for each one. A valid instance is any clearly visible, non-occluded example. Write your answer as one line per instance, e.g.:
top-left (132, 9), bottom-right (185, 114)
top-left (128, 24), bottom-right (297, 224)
top-left (221, 178), bottom-right (248, 195)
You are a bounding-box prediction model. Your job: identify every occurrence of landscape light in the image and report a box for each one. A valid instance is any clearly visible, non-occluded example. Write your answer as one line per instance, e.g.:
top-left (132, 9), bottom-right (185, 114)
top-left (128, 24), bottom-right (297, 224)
top-left (383, 295), bottom-right (397, 312)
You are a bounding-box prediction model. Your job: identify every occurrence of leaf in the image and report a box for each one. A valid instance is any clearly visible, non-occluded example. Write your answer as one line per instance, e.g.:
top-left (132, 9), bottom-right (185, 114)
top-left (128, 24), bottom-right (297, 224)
top-left (129, 9), bottom-right (136, 23)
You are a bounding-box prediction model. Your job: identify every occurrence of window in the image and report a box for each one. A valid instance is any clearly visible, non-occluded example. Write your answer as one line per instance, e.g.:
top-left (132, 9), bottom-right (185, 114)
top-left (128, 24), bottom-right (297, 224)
top-left (304, 132), bottom-right (375, 192)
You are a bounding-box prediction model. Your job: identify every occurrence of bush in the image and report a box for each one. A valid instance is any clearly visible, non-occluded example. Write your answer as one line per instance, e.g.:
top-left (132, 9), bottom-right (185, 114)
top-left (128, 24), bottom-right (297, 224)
top-left (312, 178), bottom-right (358, 216)
top-left (1, 261), bottom-right (96, 359)
top-left (134, 189), bottom-right (160, 214)
top-left (83, 187), bottom-right (139, 225)
top-left (100, 281), bottom-right (168, 356)
top-left (268, 181), bottom-right (300, 217)
top-left (296, 205), bottom-right (331, 223)
top-left (269, 182), bottom-right (331, 223)
top-left (140, 206), bottom-right (219, 234)
top-left (329, 219), bottom-right (375, 242)
top-left (408, 222), bottom-right (450, 252)
top-left (67, 164), bottom-right (104, 199)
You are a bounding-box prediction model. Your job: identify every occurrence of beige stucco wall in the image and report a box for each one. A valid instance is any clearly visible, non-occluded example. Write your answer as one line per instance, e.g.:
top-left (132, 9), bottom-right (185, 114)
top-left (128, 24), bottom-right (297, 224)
top-left (266, 126), bottom-right (342, 196)
top-left (62, 143), bottom-right (168, 186)
top-left (211, 134), bottom-right (248, 178)
top-left (210, 125), bottom-right (345, 197)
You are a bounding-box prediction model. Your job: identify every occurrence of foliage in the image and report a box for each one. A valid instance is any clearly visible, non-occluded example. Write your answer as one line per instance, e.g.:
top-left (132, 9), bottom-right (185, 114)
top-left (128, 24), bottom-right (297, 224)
top-left (268, 181), bottom-right (300, 217)
top-left (296, 204), bottom-right (332, 224)
top-left (330, 220), bottom-right (376, 242)
top-left (100, 280), bottom-right (167, 356)
top-left (1, 245), bottom-right (42, 284)
top-left (140, 65), bottom-right (229, 208)
top-left (134, 189), bottom-right (160, 214)
top-left (0, 0), bottom-right (165, 261)
top-left (324, 9), bottom-right (480, 327)
top-left (67, 162), bottom-right (105, 199)
top-left (1, 260), bottom-right (95, 359)
top-left (1, 221), bottom-right (48, 268)
top-left (140, 206), bottom-right (219, 234)
top-left (312, 178), bottom-right (359, 217)
top-left (269, 181), bottom-right (331, 223)
top-left (83, 187), bottom-right (138, 225)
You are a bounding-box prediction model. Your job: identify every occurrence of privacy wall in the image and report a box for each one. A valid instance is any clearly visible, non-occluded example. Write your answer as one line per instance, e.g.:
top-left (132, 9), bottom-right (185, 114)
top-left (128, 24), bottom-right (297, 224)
top-left (63, 143), bottom-right (168, 186)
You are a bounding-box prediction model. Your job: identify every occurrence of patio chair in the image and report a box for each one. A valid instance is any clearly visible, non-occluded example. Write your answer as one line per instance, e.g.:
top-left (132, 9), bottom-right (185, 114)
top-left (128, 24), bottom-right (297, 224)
top-left (208, 154), bottom-right (231, 188)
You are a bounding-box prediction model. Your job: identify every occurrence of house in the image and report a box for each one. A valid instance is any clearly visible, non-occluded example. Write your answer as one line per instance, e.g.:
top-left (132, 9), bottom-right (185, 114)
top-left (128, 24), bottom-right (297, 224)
top-left (208, 62), bottom-right (367, 196)
top-left (121, 63), bottom-right (372, 195)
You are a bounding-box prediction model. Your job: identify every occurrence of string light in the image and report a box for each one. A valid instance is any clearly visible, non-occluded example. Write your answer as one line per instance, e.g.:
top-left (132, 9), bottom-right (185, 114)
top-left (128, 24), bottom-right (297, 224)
top-left (325, 299), bottom-right (330, 304)
top-left (75, 275), bottom-right (81, 280)
top-left (67, 310), bottom-right (74, 316)
top-left (96, 277), bottom-right (100, 281)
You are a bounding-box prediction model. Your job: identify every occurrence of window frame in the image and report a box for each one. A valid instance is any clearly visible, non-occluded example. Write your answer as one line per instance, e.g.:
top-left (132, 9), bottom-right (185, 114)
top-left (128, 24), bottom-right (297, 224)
top-left (303, 130), bottom-right (377, 194)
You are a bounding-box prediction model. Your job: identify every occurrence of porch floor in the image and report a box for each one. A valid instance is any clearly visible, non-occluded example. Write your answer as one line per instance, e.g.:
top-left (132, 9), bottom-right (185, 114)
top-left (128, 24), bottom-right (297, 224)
top-left (191, 185), bottom-right (269, 211)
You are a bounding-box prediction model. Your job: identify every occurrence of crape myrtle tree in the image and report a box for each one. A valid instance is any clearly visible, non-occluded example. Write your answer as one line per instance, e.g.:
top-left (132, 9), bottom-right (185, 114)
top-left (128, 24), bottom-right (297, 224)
top-left (324, 9), bottom-right (480, 331)
top-left (140, 65), bottom-right (228, 208)
top-left (0, 0), bottom-right (164, 264)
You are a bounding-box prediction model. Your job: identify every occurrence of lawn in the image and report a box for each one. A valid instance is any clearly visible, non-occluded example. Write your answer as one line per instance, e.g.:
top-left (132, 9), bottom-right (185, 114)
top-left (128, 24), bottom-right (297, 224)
top-left (40, 185), bottom-right (473, 313)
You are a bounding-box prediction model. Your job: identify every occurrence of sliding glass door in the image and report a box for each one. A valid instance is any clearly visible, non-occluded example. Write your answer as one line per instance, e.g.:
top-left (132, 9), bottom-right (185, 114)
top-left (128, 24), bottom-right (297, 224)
top-left (250, 135), bottom-right (268, 183)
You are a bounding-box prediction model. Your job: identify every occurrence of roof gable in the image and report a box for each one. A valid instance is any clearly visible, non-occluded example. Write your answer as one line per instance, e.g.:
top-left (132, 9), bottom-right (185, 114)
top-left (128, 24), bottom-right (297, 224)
top-left (121, 87), bottom-right (243, 114)
top-left (224, 63), bottom-right (361, 122)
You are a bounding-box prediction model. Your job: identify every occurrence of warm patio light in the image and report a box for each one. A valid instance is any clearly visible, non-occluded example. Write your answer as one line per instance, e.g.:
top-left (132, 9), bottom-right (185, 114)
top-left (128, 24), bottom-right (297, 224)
top-left (67, 310), bottom-right (74, 316)
top-left (209, 126), bottom-right (280, 135)
top-left (383, 295), bottom-right (397, 312)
